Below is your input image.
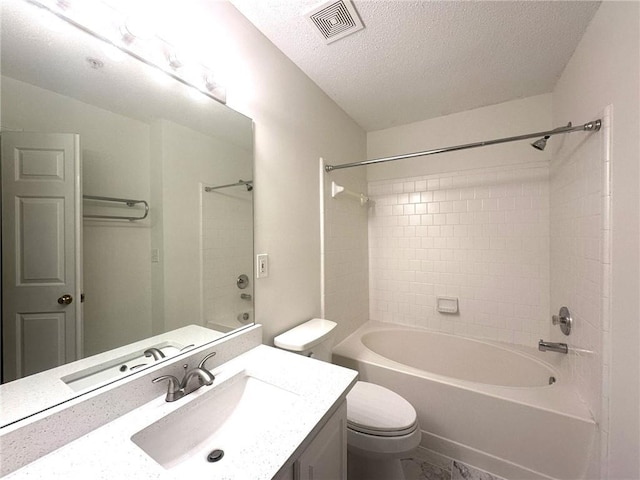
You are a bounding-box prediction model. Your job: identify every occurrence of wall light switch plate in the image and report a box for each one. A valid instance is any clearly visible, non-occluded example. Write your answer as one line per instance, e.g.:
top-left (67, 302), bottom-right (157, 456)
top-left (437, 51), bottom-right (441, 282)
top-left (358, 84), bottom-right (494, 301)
top-left (257, 254), bottom-right (269, 278)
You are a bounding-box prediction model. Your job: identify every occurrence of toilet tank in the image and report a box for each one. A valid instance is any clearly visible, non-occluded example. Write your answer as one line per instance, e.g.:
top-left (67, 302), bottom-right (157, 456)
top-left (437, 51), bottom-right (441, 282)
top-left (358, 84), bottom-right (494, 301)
top-left (273, 318), bottom-right (337, 362)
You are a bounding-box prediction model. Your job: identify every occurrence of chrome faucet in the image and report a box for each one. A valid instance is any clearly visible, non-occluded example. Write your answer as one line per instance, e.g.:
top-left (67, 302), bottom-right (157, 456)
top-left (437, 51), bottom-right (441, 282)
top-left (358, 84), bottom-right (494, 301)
top-left (182, 367), bottom-right (215, 393)
top-left (538, 339), bottom-right (568, 354)
top-left (152, 351), bottom-right (217, 402)
top-left (144, 347), bottom-right (166, 361)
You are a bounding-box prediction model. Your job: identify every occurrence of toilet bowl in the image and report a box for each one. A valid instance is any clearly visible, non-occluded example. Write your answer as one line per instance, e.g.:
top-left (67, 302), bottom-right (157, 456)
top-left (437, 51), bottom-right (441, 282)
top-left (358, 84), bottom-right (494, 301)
top-left (345, 381), bottom-right (421, 480)
top-left (274, 319), bottom-right (421, 480)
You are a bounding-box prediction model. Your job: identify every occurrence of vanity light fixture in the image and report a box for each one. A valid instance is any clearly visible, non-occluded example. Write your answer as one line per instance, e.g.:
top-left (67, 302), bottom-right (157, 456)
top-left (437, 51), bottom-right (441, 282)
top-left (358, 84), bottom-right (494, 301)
top-left (26, 0), bottom-right (227, 104)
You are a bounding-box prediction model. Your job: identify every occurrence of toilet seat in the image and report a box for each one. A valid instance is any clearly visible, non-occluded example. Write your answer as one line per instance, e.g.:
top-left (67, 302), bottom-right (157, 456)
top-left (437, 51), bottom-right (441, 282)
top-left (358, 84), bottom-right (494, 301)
top-left (346, 381), bottom-right (418, 438)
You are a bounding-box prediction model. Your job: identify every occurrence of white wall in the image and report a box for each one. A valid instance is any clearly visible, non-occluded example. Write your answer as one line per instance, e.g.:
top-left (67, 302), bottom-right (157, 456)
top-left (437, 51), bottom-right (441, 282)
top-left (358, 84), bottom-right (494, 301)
top-left (1, 76), bottom-right (153, 357)
top-left (552, 3), bottom-right (640, 478)
top-left (205, 2), bottom-right (367, 343)
top-left (366, 95), bottom-right (553, 346)
top-left (367, 94), bottom-right (552, 181)
top-left (322, 163), bottom-right (369, 344)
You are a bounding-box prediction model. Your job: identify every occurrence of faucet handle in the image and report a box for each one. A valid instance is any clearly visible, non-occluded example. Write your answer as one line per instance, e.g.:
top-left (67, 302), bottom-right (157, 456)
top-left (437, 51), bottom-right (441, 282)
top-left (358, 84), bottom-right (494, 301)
top-left (195, 352), bottom-right (217, 387)
top-left (552, 306), bottom-right (572, 336)
top-left (152, 375), bottom-right (185, 402)
top-left (198, 351), bottom-right (217, 370)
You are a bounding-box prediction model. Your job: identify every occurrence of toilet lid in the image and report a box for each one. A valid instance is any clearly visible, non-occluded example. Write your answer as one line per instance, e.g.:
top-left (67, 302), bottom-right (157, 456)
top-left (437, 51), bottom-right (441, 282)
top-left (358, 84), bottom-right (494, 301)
top-left (346, 381), bottom-right (418, 437)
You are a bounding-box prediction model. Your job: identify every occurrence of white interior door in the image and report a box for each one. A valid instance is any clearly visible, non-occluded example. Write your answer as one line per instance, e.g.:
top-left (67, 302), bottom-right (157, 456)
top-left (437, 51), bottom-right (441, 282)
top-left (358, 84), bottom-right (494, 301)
top-left (1, 131), bottom-right (82, 382)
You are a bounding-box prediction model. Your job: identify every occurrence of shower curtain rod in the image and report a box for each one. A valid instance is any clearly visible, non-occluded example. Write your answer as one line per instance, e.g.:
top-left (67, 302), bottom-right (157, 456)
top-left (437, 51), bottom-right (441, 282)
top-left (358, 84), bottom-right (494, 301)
top-left (324, 119), bottom-right (601, 172)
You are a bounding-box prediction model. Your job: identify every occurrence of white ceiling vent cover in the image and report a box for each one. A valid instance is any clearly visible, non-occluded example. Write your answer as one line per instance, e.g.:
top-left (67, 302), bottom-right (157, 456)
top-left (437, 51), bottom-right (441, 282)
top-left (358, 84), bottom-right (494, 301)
top-left (306, 0), bottom-right (364, 44)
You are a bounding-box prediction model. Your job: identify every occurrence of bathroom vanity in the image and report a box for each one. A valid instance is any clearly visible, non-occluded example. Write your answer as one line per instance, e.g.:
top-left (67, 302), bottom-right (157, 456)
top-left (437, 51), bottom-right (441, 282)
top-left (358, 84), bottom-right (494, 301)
top-left (0, 325), bottom-right (357, 479)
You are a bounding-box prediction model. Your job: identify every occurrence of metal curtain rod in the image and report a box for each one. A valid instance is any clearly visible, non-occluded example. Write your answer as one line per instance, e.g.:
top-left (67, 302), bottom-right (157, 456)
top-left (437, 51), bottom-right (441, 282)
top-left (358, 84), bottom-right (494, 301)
top-left (83, 195), bottom-right (149, 221)
top-left (204, 180), bottom-right (253, 192)
top-left (324, 119), bottom-right (602, 172)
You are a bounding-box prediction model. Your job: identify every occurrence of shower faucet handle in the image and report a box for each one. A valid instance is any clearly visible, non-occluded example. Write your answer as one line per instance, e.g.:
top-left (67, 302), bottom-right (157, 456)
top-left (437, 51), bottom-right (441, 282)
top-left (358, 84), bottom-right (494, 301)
top-left (552, 306), bottom-right (572, 336)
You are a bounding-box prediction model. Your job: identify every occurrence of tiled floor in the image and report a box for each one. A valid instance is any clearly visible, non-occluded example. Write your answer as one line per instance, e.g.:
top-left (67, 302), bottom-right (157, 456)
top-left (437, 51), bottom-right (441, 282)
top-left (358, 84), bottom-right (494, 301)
top-left (451, 461), bottom-right (503, 480)
top-left (401, 457), bottom-right (451, 480)
top-left (401, 447), bottom-right (505, 480)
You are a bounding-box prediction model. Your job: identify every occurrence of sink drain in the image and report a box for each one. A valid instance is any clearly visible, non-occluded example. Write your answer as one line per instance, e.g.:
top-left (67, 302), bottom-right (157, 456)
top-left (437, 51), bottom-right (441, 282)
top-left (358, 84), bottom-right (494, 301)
top-left (207, 449), bottom-right (224, 463)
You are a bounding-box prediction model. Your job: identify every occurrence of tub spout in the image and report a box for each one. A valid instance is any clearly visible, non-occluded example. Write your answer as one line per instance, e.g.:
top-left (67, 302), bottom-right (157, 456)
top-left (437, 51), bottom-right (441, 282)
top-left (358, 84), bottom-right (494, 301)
top-left (538, 339), bottom-right (568, 354)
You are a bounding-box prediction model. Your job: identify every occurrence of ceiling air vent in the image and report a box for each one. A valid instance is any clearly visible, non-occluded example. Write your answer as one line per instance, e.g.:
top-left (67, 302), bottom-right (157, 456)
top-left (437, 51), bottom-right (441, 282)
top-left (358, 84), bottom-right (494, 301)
top-left (306, 0), bottom-right (365, 44)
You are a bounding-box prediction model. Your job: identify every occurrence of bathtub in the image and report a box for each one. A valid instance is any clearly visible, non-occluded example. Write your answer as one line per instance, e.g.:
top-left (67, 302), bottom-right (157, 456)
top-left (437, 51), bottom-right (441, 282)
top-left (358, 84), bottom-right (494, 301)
top-left (332, 321), bottom-right (595, 480)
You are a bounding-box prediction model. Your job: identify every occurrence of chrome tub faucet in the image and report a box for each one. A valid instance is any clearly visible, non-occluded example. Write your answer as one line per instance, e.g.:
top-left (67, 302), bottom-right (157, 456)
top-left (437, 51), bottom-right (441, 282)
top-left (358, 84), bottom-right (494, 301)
top-left (538, 340), bottom-right (568, 354)
top-left (153, 351), bottom-right (217, 402)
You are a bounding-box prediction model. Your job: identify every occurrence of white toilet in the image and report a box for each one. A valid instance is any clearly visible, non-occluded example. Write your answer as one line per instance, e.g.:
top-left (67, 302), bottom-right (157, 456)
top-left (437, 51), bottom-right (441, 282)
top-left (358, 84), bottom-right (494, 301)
top-left (274, 319), bottom-right (421, 480)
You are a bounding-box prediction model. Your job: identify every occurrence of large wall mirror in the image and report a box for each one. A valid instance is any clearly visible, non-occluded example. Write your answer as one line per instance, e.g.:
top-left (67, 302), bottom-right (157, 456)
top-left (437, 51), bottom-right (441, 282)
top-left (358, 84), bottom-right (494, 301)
top-left (0, 0), bottom-right (254, 427)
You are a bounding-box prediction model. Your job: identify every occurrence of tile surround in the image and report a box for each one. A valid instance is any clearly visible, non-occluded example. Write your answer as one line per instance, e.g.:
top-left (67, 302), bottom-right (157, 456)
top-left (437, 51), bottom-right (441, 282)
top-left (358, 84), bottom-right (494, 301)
top-left (368, 163), bottom-right (551, 346)
top-left (549, 106), bottom-right (611, 477)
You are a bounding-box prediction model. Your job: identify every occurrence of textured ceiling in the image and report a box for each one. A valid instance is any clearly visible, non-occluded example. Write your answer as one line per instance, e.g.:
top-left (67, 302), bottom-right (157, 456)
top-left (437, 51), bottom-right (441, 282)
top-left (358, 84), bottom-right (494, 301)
top-left (229, 0), bottom-right (601, 131)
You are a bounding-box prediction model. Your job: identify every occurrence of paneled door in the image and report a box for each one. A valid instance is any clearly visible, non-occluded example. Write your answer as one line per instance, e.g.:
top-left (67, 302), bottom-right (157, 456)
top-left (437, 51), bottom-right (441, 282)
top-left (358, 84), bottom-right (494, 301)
top-left (1, 132), bottom-right (82, 382)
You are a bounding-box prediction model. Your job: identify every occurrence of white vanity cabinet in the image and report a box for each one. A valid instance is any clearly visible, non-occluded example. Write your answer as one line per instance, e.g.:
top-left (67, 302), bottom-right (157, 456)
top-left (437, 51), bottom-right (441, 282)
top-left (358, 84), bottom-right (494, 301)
top-left (274, 400), bottom-right (347, 480)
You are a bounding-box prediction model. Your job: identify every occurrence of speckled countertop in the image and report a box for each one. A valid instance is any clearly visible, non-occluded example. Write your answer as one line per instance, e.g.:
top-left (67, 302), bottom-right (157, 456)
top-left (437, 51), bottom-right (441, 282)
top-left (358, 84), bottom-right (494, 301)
top-left (0, 325), bottom-right (226, 428)
top-left (4, 345), bottom-right (358, 479)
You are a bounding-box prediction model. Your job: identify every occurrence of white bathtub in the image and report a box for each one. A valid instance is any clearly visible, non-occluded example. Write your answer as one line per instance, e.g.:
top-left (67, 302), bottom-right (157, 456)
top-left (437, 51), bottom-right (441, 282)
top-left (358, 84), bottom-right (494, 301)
top-left (333, 321), bottom-right (595, 480)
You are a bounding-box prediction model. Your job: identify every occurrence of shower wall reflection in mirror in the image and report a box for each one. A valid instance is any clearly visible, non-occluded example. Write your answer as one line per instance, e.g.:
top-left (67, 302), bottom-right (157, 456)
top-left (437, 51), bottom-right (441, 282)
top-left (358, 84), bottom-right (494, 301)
top-left (0, 0), bottom-right (254, 427)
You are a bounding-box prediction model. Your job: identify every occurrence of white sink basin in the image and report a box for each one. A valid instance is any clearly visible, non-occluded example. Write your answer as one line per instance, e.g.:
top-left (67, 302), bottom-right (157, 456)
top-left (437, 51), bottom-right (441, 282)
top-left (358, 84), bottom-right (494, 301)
top-left (131, 369), bottom-right (300, 472)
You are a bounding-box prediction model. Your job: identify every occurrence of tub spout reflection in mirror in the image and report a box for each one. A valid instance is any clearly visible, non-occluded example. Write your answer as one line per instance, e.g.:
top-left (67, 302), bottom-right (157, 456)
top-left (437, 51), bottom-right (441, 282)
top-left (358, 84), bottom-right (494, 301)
top-left (144, 348), bottom-right (166, 361)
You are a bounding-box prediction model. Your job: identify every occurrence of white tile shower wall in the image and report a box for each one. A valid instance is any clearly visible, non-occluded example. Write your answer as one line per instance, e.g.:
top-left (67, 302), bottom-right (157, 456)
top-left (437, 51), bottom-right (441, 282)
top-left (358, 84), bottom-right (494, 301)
top-left (322, 163), bottom-right (370, 344)
top-left (549, 106), bottom-right (611, 476)
top-left (550, 110), bottom-right (607, 418)
top-left (202, 187), bottom-right (254, 331)
top-left (368, 163), bottom-right (550, 346)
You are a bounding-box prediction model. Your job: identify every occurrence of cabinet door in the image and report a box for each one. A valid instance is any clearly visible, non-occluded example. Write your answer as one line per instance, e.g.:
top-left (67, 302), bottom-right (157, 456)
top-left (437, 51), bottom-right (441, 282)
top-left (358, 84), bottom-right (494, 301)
top-left (273, 465), bottom-right (294, 480)
top-left (295, 401), bottom-right (347, 480)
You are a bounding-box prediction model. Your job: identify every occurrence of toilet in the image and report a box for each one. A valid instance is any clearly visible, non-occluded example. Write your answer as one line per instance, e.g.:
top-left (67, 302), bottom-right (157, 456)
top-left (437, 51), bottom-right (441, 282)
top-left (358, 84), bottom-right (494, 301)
top-left (274, 319), bottom-right (421, 480)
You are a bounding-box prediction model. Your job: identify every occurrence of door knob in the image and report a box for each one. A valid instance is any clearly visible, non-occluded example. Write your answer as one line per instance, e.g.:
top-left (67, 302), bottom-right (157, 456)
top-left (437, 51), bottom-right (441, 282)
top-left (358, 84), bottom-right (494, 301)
top-left (57, 294), bottom-right (73, 305)
top-left (236, 274), bottom-right (249, 289)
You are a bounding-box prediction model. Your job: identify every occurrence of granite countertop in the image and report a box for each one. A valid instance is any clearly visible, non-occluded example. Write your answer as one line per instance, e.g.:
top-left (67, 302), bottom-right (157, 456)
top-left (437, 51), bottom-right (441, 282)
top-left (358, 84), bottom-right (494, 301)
top-left (4, 345), bottom-right (358, 479)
